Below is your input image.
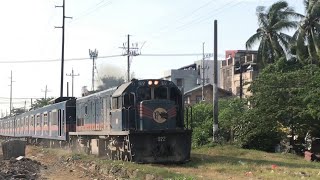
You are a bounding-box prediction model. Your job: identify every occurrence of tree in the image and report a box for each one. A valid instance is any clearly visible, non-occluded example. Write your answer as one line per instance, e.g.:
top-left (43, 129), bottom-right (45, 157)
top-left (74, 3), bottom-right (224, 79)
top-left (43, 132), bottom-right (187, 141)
top-left (294, 0), bottom-right (320, 64)
top-left (248, 58), bottom-right (320, 148)
top-left (11, 107), bottom-right (27, 116)
top-left (246, 1), bottom-right (302, 68)
top-left (31, 98), bottom-right (54, 110)
top-left (97, 76), bottom-right (125, 91)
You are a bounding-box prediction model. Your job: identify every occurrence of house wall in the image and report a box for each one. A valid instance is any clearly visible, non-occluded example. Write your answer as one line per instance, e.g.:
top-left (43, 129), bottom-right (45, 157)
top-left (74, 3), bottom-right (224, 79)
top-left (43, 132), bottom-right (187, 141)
top-left (220, 50), bottom-right (258, 97)
top-left (185, 86), bottom-right (232, 105)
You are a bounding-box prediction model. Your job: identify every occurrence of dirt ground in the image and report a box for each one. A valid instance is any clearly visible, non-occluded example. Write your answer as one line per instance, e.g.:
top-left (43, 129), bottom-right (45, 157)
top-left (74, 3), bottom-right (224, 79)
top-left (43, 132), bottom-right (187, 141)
top-left (26, 146), bottom-right (114, 180)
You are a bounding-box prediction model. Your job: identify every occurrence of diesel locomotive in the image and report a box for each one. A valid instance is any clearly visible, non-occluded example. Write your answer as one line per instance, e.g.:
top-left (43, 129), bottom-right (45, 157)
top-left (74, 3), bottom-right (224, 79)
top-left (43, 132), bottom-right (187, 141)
top-left (0, 79), bottom-right (192, 163)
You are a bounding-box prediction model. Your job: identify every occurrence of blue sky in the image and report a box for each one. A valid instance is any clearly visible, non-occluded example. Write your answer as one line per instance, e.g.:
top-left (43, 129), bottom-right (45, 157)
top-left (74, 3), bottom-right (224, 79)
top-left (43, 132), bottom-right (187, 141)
top-left (0, 0), bottom-right (304, 114)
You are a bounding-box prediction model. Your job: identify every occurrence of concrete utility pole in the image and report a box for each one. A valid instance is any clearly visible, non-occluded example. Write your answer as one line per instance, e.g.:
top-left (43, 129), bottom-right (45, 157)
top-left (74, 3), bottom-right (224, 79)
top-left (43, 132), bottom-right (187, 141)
top-left (127, 35), bottom-right (130, 82)
top-left (89, 49), bottom-right (98, 91)
top-left (213, 20), bottom-right (219, 142)
top-left (41, 85), bottom-right (51, 100)
top-left (120, 35), bottom-right (141, 82)
top-left (55, 0), bottom-right (72, 97)
top-left (66, 68), bottom-right (80, 97)
top-left (9, 70), bottom-right (14, 116)
top-left (202, 42), bottom-right (205, 101)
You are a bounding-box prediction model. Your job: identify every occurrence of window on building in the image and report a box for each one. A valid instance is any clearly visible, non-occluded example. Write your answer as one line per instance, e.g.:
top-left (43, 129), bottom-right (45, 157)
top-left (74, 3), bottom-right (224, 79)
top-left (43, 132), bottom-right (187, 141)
top-left (236, 87), bottom-right (240, 95)
top-left (196, 96), bottom-right (202, 103)
top-left (176, 78), bottom-right (183, 87)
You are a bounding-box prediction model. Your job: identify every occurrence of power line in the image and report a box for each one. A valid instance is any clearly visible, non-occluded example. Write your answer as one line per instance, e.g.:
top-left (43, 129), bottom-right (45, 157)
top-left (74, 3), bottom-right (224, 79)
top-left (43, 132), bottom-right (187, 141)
top-left (175, 1), bottom-right (245, 31)
top-left (69, 0), bottom-right (113, 24)
top-left (0, 55), bottom-right (122, 64)
top-left (139, 53), bottom-right (215, 57)
top-left (0, 53), bottom-right (224, 64)
top-left (0, 97), bottom-right (43, 100)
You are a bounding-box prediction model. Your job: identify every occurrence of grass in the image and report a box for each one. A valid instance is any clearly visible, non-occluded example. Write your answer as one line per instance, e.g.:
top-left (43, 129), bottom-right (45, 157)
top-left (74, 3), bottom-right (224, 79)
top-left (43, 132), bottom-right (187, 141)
top-left (30, 145), bottom-right (320, 180)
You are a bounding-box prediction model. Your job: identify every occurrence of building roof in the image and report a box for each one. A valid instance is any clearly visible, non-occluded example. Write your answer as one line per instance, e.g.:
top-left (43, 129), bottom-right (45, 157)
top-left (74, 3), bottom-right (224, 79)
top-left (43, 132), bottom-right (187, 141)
top-left (184, 83), bottom-right (232, 95)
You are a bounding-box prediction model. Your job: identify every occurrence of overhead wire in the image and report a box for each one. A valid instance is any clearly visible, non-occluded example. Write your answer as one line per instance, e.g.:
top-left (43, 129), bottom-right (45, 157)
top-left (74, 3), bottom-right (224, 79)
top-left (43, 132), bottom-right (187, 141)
top-left (175, 1), bottom-right (245, 32)
top-left (154, 0), bottom-right (217, 35)
top-left (69, 0), bottom-right (113, 24)
top-left (0, 53), bottom-right (225, 64)
top-left (0, 54), bottom-right (122, 64)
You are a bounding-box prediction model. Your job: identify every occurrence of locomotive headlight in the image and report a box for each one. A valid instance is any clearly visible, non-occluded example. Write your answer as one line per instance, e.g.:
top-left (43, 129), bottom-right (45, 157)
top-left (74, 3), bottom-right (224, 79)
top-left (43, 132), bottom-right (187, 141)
top-left (148, 80), bottom-right (153, 85)
top-left (154, 80), bottom-right (159, 85)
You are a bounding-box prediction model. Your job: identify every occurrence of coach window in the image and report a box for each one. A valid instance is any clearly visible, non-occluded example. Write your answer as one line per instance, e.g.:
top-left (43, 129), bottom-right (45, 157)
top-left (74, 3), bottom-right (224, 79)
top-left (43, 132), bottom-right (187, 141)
top-left (44, 113), bottom-right (48, 126)
top-left (36, 115), bottom-right (40, 126)
top-left (155, 86), bottom-right (168, 99)
top-left (31, 116), bottom-right (34, 126)
top-left (52, 110), bottom-right (57, 125)
top-left (25, 116), bottom-right (29, 128)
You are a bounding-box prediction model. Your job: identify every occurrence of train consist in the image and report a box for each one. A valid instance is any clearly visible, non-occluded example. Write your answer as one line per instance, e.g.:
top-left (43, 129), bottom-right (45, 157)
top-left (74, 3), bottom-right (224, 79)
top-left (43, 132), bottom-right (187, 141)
top-left (0, 79), bottom-right (192, 163)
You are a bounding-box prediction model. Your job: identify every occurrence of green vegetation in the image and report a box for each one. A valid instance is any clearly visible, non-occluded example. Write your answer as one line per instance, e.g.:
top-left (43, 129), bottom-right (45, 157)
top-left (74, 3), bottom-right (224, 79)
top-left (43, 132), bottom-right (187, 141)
top-left (189, 0), bottom-right (320, 152)
top-left (40, 145), bottom-right (320, 180)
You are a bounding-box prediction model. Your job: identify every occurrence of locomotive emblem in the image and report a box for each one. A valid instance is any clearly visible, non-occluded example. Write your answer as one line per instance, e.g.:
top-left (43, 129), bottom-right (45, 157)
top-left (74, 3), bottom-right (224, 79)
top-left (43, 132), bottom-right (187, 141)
top-left (153, 108), bottom-right (168, 123)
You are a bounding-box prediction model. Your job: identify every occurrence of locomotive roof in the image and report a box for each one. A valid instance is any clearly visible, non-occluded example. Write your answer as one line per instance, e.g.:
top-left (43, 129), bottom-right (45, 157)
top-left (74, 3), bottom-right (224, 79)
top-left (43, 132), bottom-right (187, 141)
top-left (112, 81), bottom-right (132, 97)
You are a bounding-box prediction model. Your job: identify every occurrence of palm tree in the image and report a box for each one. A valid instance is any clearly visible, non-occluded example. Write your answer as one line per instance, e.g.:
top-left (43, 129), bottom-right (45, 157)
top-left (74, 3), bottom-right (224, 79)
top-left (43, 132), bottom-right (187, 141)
top-left (295, 0), bottom-right (320, 65)
top-left (246, 1), bottom-right (302, 68)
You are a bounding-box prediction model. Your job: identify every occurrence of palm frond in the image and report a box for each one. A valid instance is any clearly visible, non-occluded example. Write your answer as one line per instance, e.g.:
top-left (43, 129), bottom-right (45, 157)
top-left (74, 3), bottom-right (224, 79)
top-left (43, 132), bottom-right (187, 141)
top-left (272, 20), bottom-right (299, 31)
top-left (246, 32), bottom-right (262, 49)
top-left (277, 33), bottom-right (292, 50)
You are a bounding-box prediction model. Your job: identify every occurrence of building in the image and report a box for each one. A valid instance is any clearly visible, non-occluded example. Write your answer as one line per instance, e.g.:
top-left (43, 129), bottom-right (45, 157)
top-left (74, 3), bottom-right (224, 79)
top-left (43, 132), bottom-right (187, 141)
top-left (220, 50), bottom-right (259, 97)
top-left (162, 60), bottom-right (221, 93)
top-left (184, 84), bottom-right (232, 105)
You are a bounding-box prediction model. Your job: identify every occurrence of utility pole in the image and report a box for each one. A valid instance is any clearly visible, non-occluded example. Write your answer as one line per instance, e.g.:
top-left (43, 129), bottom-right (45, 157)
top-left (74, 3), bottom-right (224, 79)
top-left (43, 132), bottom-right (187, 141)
top-left (41, 85), bottom-right (51, 100)
top-left (55, 0), bottom-right (72, 97)
top-left (239, 64), bottom-right (243, 99)
top-left (9, 70), bottom-right (14, 116)
top-left (120, 35), bottom-right (141, 82)
top-left (66, 68), bottom-right (80, 97)
top-left (202, 42), bottom-right (205, 101)
top-left (89, 49), bottom-right (98, 91)
top-left (213, 20), bottom-right (219, 142)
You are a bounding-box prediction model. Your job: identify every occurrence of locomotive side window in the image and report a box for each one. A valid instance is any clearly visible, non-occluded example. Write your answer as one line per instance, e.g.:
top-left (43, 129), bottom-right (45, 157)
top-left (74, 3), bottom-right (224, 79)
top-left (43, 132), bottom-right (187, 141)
top-left (112, 97), bottom-right (122, 109)
top-left (155, 86), bottom-right (168, 99)
top-left (170, 87), bottom-right (180, 104)
top-left (112, 97), bottom-right (117, 109)
top-left (123, 93), bottom-right (135, 108)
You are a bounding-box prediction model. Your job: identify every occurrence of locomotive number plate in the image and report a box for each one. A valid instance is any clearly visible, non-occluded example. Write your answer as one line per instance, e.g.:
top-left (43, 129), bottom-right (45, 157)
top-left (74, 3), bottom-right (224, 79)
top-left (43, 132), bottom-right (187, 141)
top-left (157, 136), bottom-right (166, 142)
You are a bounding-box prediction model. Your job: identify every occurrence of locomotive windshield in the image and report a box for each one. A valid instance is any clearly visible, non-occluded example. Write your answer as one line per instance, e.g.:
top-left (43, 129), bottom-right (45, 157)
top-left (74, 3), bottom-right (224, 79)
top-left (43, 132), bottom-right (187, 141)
top-left (137, 87), bottom-right (151, 101)
top-left (154, 86), bottom-right (168, 99)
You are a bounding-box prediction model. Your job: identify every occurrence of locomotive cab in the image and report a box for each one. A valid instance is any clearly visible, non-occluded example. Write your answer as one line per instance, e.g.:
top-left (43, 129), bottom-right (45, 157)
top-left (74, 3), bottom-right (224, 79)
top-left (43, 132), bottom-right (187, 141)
top-left (110, 79), bottom-right (184, 132)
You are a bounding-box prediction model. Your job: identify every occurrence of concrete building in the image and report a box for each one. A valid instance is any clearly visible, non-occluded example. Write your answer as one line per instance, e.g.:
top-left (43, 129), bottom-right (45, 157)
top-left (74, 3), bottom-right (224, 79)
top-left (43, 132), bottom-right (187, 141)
top-left (184, 84), bottom-right (232, 105)
top-left (220, 50), bottom-right (259, 97)
top-left (162, 60), bottom-right (221, 93)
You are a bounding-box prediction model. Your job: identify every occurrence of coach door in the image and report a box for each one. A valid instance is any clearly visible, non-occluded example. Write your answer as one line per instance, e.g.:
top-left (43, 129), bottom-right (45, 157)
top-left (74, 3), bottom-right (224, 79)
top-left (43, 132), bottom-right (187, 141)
top-left (92, 101), bottom-right (97, 130)
top-left (58, 109), bottom-right (62, 136)
top-left (104, 97), bottom-right (111, 131)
